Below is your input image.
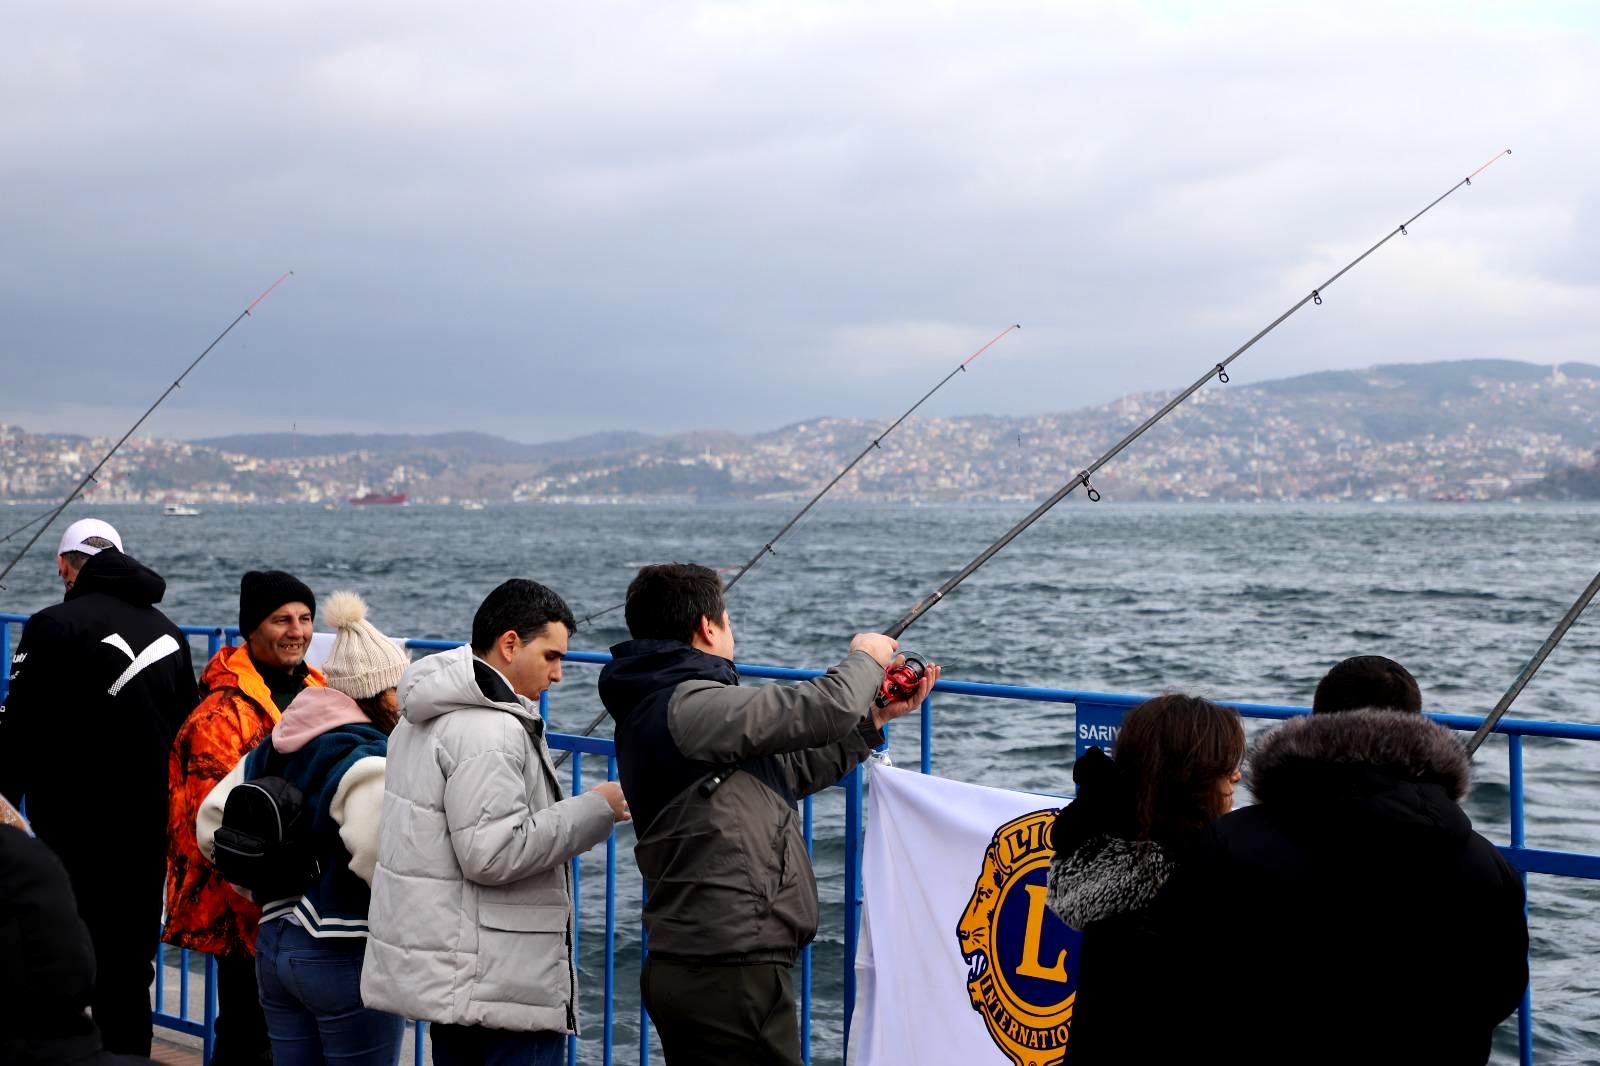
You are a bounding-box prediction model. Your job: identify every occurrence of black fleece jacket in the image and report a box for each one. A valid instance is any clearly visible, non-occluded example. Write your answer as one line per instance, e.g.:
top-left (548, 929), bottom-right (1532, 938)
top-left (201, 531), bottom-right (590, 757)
top-left (0, 549), bottom-right (197, 858)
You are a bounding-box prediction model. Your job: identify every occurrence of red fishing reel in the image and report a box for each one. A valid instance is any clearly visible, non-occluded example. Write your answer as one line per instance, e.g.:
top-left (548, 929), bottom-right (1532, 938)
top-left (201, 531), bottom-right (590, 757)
top-left (875, 652), bottom-right (930, 708)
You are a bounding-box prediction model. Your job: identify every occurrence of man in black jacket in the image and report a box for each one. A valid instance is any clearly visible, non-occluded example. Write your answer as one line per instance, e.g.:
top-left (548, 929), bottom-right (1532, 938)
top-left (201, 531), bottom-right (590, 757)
top-left (0, 520), bottom-right (199, 1057)
top-left (598, 563), bottom-right (936, 1066)
top-left (1184, 658), bottom-right (1528, 1066)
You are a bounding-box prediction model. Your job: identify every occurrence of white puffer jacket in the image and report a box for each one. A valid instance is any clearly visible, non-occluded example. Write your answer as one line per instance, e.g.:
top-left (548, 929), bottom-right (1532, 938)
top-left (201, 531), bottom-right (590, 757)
top-left (360, 644), bottom-right (615, 1032)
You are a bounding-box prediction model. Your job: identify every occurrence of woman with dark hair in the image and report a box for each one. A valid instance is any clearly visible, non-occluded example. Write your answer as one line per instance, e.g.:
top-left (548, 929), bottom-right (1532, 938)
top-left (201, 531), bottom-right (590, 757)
top-left (1046, 694), bottom-right (1244, 1065)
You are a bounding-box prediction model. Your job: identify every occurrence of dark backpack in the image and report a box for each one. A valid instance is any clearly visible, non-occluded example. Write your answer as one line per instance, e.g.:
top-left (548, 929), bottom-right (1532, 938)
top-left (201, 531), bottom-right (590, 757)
top-left (211, 746), bottom-right (321, 902)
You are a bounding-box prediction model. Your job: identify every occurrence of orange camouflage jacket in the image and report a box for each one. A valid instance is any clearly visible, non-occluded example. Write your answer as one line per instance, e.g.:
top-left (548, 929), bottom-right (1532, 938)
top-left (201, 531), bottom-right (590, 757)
top-left (163, 644), bottom-right (325, 956)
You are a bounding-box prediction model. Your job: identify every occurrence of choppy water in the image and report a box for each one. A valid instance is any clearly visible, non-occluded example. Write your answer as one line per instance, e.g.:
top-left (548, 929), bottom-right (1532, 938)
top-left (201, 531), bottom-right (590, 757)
top-left (3, 501), bottom-right (1597, 1064)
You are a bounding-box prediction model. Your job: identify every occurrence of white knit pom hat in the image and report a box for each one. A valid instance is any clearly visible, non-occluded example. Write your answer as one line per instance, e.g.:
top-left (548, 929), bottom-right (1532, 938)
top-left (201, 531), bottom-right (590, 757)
top-left (320, 591), bottom-right (409, 700)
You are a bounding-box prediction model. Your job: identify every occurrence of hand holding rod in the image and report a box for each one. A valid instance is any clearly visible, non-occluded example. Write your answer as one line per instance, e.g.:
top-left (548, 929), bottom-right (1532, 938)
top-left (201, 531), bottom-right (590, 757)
top-left (881, 150), bottom-right (1513, 640)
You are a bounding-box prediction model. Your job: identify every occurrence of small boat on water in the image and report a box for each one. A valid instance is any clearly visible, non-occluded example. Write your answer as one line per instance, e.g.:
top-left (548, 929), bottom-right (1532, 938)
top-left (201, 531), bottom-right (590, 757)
top-left (162, 503), bottom-right (201, 517)
top-left (348, 492), bottom-right (408, 506)
top-left (461, 500), bottom-right (485, 511)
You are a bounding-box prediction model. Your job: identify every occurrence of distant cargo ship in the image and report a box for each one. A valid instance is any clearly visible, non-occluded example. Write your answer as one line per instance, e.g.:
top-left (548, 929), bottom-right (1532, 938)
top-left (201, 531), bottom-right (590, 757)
top-left (348, 492), bottom-right (408, 505)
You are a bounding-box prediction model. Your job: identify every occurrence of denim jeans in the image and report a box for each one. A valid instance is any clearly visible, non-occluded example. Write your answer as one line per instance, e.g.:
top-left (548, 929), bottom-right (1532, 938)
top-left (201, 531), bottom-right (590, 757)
top-left (255, 919), bottom-right (403, 1066)
top-left (430, 1023), bottom-right (565, 1066)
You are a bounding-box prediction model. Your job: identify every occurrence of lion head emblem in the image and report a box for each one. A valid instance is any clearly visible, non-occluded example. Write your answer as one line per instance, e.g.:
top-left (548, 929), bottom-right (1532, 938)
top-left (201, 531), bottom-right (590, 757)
top-left (955, 808), bottom-right (1078, 1066)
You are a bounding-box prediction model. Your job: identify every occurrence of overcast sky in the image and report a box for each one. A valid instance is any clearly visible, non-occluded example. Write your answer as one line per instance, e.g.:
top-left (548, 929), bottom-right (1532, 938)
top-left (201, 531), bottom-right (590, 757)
top-left (3, 1), bottom-right (1596, 443)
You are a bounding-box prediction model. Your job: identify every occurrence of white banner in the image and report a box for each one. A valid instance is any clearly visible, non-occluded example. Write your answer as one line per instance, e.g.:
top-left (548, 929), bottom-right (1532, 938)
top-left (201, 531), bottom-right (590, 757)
top-left (852, 764), bottom-right (1080, 1066)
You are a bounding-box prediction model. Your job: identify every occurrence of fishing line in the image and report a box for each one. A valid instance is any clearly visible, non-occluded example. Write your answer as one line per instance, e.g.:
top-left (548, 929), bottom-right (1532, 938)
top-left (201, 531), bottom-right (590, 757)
top-left (1464, 565), bottom-right (1600, 756)
top-left (0, 272), bottom-right (295, 591)
top-left (881, 150), bottom-right (1512, 640)
top-left (553, 323), bottom-right (1021, 767)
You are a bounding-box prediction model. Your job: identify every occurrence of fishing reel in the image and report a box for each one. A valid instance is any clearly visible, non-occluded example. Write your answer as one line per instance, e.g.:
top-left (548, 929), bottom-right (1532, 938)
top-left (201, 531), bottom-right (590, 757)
top-left (875, 652), bottom-right (930, 708)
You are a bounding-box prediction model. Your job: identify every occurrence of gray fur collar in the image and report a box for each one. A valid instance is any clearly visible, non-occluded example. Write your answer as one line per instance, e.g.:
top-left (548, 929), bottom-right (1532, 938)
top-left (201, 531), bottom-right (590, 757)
top-left (1046, 835), bottom-right (1175, 932)
top-left (1249, 709), bottom-right (1470, 802)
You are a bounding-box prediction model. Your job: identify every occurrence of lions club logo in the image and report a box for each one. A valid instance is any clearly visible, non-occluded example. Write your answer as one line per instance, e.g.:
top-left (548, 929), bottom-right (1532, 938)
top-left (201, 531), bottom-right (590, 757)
top-left (956, 808), bottom-right (1079, 1065)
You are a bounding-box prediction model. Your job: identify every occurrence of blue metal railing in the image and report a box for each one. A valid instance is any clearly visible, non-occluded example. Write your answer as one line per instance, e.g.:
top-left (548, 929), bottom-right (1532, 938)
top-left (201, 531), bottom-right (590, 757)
top-left (3, 614), bottom-right (1595, 1066)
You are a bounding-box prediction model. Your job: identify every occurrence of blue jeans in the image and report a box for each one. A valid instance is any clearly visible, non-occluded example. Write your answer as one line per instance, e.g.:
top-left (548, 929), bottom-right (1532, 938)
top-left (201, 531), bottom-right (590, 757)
top-left (255, 919), bottom-right (403, 1066)
top-left (430, 1023), bottom-right (565, 1066)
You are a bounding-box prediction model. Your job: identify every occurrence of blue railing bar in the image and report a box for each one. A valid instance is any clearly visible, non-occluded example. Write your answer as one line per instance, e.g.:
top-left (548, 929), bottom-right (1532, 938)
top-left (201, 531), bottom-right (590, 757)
top-left (154, 941), bottom-right (165, 1019)
top-left (1, 621), bottom-right (11, 703)
top-left (639, 879), bottom-right (650, 1066)
top-left (604, 754), bottom-right (619, 1066)
top-left (548, 732), bottom-right (621, 756)
top-left (414, 1020), bottom-right (425, 1066)
top-left (1498, 845), bottom-right (1600, 878)
top-left (568, 728), bottom-right (582, 1066)
top-left (802, 794), bottom-right (814, 1065)
top-left (1510, 735), bottom-right (1533, 1066)
top-left (203, 955), bottom-right (218, 1063)
top-left (841, 764), bottom-right (864, 1061)
top-left (920, 692), bottom-right (933, 775)
top-left (8, 615), bottom-right (1600, 742)
top-left (179, 947), bottom-right (190, 1020)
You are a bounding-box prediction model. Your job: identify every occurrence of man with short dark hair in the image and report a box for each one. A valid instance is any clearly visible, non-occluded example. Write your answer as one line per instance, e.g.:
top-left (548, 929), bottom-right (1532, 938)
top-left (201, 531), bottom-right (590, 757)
top-left (1182, 656), bottom-right (1529, 1065)
top-left (1312, 654), bottom-right (1423, 714)
top-left (598, 562), bottom-right (938, 1066)
top-left (0, 519), bottom-right (197, 1057)
top-left (363, 578), bottom-right (629, 1065)
top-left (166, 570), bottom-right (324, 1065)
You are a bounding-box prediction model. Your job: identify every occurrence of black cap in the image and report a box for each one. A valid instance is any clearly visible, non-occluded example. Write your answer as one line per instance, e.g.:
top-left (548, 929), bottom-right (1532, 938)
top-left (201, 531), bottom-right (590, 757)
top-left (239, 570), bottom-right (316, 638)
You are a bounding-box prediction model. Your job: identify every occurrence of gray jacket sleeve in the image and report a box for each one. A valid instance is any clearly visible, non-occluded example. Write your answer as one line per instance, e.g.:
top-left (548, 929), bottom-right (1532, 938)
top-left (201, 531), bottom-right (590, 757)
top-left (441, 723), bottom-right (615, 886)
top-left (776, 718), bottom-right (886, 799)
top-left (667, 649), bottom-right (884, 761)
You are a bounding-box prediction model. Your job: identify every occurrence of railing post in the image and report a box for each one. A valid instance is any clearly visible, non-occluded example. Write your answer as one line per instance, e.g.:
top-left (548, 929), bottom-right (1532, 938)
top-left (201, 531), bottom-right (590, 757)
top-left (1510, 734), bottom-right (1533, 1066)
top-left (841, 764), bottom-right (864, 1058)
top-left (1, 618), bottom-right (12, 705)
top-left (203, 954), bottom-right (218, 1063)
top-left (604, 754), bottom-right (618, 1066)
top-left (920, 690), bottom-right (933, 775)
top-left (801, 795), bottom-right (814, 1064)
top-left (568, 735), bottom-right (581, 1066)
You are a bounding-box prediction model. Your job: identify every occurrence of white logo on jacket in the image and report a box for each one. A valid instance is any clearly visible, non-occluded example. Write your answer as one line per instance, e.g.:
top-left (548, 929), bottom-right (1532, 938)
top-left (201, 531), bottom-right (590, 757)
top-left (101, 633), bottom-right (181, 696)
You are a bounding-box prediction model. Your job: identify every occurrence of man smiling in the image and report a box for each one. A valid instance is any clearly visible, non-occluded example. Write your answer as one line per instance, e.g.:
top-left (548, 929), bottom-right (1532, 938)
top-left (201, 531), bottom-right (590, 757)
top-left (165, 570), bottom-right (325, 1066)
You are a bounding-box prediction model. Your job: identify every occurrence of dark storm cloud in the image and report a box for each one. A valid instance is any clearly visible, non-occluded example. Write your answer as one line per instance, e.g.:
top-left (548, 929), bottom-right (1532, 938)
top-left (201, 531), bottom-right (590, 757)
top-left (2, 2), bottom-right (1596, 442)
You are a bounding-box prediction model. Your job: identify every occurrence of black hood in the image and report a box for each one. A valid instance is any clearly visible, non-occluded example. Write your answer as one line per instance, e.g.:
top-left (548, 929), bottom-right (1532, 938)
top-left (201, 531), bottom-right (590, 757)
top-left (1248, 709), bottom-right (1472, 842)
top-left (598, 638), bottom-right (738, 720)
top-left (65, 548), bottom-right (166, 607)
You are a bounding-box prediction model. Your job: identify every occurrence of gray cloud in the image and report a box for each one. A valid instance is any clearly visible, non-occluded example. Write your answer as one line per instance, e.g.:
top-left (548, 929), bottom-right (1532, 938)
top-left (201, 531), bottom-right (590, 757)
top-left (2, 1), bottom-right (1596, 443)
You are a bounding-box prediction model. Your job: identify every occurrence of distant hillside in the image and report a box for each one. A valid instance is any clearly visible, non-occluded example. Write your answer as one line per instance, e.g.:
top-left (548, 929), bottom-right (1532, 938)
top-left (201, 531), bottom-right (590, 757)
top-left (7, 359), bottom-right (1599, 504)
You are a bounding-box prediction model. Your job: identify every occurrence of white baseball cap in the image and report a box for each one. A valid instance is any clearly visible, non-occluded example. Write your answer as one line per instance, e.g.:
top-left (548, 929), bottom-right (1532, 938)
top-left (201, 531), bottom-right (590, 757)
top-left (57, 518), bottom-right (124, 557)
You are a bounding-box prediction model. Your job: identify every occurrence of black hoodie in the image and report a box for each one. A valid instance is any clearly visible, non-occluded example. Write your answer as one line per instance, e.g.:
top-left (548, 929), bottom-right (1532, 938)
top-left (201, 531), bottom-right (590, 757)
top-left (0, 549), bottom-right (198, 857)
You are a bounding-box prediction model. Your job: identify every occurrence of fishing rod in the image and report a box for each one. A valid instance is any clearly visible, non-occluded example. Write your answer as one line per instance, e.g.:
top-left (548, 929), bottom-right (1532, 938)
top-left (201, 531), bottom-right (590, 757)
top-left (1464, 566), bottom-right (1600, 756)
top-left (552, 323), bottom-right (1021, 767)
top-left (574, 324), bottom-right (1022, 629)
top-left (0, 273), bottom-right (295, 591)
top-left (879, 149), bottom-right (1513, 656)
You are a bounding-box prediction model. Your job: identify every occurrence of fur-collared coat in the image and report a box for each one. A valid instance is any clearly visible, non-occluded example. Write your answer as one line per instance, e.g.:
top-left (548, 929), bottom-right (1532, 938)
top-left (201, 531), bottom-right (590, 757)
top-left (1201, 709), bottom-right (1527, 1066)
